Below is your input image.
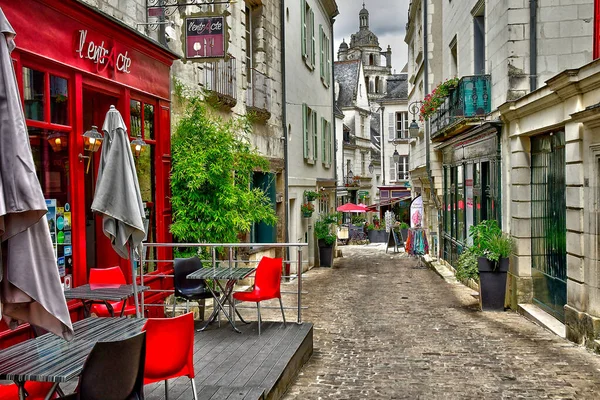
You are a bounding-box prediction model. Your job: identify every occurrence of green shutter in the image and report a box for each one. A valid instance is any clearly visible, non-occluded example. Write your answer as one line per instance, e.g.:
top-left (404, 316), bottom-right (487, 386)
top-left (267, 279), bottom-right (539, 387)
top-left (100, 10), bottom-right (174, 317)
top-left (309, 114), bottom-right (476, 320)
top-left (321, 117), bottom-right (326, 161)
top-left (310, 10), bottom-right (315, 66)
top-left (301, 0), bottom-right (306, 58)
top-left (327, 122), bottom-right (332, 164)
top-left (303, 103), bottom-right (308, 159)
top-left (319, 25), bottom-right (324, 79)
top-left (313, 110), bottom-right (318, 160)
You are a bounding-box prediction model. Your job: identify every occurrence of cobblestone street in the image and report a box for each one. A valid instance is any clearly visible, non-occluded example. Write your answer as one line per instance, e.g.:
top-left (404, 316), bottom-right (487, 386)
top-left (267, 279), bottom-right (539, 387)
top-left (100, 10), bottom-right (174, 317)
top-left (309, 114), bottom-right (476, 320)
top-left (279, 245), bottom-right (600, 399)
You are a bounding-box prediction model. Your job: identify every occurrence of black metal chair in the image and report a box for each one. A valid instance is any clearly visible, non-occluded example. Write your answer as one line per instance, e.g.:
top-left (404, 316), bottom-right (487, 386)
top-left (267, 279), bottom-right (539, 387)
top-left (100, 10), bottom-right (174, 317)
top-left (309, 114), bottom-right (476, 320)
top-left (172, 257), bottom-right (217, 317)
top-left (58, 331), bottom-right (146, 400)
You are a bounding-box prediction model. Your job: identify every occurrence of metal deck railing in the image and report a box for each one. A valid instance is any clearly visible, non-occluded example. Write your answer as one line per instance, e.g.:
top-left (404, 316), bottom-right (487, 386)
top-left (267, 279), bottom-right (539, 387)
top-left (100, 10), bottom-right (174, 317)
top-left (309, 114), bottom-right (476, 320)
top-left (137, 243), bottom-right (309, 324)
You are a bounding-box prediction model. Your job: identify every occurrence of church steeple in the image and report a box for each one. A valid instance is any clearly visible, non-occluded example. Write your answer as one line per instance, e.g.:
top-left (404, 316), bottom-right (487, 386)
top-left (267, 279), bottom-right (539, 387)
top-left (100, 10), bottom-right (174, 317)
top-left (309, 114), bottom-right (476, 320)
top-left (359, 3), bottom-right (369, 30)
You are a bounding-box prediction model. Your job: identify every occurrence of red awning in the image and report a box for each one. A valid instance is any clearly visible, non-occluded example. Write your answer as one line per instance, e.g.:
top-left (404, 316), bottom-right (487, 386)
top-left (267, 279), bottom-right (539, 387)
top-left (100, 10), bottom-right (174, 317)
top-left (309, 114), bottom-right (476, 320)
top-left (366, 195), bottom-right (412, 211)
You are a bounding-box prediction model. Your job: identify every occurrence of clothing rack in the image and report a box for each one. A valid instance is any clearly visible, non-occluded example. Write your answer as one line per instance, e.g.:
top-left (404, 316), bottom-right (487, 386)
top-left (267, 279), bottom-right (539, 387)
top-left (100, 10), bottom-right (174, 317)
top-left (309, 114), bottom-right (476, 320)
top-left (405, 228), bottom-right (429, 268)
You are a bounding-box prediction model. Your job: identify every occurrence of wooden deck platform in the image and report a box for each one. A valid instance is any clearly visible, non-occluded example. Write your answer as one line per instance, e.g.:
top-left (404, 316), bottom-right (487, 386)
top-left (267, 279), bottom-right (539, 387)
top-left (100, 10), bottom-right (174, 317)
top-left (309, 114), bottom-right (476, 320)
top-left (144, 321), bottom-right (313, 400)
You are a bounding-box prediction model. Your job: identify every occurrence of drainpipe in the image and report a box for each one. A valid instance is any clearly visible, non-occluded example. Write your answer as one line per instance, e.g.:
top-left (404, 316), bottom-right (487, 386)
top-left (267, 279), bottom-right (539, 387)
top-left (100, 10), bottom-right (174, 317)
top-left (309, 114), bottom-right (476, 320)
top-left (331, 17), bottom-right (337, 203)
top-left (280, 0), bottom-right (290, 265)
top-left (530, 0), bottom-right (538, 92)
top-left (380, 105), bottom-right (385, 185)
top-left (423, 0), bottom-right (442, 256)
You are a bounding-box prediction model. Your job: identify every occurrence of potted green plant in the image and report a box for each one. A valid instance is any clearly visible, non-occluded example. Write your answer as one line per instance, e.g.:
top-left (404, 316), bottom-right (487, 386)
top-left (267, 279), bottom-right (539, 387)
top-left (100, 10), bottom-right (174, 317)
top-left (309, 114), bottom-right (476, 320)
top-left (304, 190), bottom-right (319, 202)
top-left (315, 215), bottom-right (337, 267)
top-left (366, 221), bottom-right (387, 243)
top-left (301, 202), bottom-right (314, 217)
top-left (399, 221), bottom-right (409, 242)
top-left (469, 220), bottom-right (513, 311)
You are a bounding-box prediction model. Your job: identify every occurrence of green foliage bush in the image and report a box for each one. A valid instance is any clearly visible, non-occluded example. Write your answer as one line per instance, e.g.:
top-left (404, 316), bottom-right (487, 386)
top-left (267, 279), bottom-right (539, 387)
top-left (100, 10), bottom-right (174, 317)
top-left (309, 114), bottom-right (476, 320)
top-left (170, 97), bottom-right (277, 255)
top-left (469, 220), bottom-right (513, 263)
top-left (456, 248), bottom-right (479, 283)
top-left (315, 214), bottom-right (337, 246)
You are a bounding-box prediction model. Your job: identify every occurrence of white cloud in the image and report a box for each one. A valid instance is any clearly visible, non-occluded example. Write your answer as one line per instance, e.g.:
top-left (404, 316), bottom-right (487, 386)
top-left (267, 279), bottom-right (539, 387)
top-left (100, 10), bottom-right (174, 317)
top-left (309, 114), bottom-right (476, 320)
top-left (334, 0), bottom-right (410, 73)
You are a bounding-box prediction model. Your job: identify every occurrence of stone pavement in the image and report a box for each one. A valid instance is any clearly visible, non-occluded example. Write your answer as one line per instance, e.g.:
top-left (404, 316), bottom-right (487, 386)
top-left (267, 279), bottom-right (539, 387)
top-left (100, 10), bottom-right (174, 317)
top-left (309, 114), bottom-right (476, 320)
top-left (272, 244), bottom-right (600, 399)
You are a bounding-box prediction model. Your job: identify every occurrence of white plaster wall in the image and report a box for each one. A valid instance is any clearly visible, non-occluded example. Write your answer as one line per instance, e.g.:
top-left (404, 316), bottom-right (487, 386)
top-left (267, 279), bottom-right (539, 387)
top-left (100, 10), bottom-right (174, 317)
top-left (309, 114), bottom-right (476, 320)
top-left (378, 103), bottom-right (409, 185)
top-left (286, 0), bottom-right (336, 267)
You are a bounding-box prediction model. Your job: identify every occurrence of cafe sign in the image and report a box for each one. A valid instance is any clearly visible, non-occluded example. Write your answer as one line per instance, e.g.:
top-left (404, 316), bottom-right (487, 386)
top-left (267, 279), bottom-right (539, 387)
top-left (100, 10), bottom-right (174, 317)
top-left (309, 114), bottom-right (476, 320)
top-left (185, 16), bottom-right (225, 59)
top-left (75, 30), bottom-right (132, 74)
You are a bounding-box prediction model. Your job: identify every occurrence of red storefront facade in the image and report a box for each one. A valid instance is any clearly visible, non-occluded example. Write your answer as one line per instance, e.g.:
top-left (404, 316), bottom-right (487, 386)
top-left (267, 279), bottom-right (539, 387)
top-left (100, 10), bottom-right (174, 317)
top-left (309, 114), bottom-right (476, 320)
top-left (1, 0), bottom-right (177, 346)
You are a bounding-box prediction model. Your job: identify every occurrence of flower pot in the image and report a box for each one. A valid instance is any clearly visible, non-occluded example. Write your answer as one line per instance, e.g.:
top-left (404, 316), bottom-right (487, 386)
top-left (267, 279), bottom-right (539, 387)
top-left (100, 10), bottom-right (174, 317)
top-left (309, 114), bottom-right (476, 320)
top-left (367, 229), bottom-right (387, 243)
top-left (302, 211), bottom-right (313, 218)
top-left (318, 244), bottom-right (334, 267)
top-left (477, 257), bottom-right (509, 311)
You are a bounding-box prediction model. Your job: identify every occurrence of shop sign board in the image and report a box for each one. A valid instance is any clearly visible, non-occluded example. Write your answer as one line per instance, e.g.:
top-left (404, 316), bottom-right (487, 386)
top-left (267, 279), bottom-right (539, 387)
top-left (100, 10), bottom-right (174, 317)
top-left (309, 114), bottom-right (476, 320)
top-left (75, 30), bottom-right (132, 73)
top-left (410, 195), bottom-right (423, 228)
top-left (185, 16), bottom-right (225, 59)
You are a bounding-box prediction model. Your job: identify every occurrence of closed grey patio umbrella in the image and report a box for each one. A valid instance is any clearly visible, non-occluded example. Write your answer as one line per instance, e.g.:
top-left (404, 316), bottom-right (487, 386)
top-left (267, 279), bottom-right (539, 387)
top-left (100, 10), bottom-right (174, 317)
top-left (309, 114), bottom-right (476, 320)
top-left (0, 9), bottom-right (73, 340)
top-left (91, 105), bottom-right (146, 316)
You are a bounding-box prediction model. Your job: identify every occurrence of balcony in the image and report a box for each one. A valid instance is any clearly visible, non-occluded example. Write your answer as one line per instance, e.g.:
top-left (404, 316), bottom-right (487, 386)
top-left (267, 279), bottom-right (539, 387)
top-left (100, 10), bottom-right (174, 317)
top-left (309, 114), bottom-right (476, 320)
top-left (201, 57), bottom-right (237, 109)
top-left (430, 75), bottom-right (491, 141)
top-left (246, 68), bottom-right (271, 122)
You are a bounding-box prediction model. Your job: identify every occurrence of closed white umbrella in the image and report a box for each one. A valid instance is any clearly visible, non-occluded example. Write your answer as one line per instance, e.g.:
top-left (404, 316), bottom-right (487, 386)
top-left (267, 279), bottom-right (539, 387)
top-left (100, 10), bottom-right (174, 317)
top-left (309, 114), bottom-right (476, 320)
top-left (0, 8), bottom-right (73, 340)
top-left (91, 105), bottom-right (146, 316)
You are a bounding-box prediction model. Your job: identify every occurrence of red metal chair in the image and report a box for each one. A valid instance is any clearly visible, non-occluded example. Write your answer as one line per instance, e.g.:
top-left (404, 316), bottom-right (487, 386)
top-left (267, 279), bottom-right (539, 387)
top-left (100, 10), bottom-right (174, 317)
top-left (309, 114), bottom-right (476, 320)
top-left (142, 313), bottom-right (197, 400)
top-left (0, 381), bottom-right (59, 399)
top-left (89, 267), bottom-right (137, 317)
top-left (233, 256), bottom-right (286, 335)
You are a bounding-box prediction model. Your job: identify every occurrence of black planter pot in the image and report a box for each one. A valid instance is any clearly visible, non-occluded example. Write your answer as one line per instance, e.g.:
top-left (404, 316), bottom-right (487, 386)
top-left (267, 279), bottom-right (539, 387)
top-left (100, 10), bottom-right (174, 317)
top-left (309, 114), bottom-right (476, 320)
top-left (367, 229), bottom-right (387, 243)
top-left (478, 257), bottom-right (509, 311)
top-left (318, 244), bottom-right (334, 267)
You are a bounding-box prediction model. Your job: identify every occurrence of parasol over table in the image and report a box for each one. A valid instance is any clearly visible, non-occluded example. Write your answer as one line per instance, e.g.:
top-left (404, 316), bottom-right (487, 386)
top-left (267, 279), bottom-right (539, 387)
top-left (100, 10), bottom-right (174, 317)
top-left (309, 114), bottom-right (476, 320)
top-left (336, 203), bottom-right (368, 213)
top-left (91, 105), bottom-right (146, 316)
top-left (0, 8), bottom-right (73, 340)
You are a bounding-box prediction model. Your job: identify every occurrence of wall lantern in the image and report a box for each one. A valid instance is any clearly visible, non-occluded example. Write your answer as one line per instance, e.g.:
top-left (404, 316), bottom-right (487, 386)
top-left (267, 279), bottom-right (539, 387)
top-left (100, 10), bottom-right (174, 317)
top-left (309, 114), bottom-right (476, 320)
top-left (393, 148), bottom-right (400, 164)
top-left (408, 120), bottom-right (420, 137)
top-left (368, 161), bottom-right (374, 174)
top-left (47, 131), bottom-right (68, 152)
top-left (83, 125), bottom-right (103, 152)
top-left (130, 134), bottom-right (148, 158)
top-left (78, 126), bottom-right (104, 173)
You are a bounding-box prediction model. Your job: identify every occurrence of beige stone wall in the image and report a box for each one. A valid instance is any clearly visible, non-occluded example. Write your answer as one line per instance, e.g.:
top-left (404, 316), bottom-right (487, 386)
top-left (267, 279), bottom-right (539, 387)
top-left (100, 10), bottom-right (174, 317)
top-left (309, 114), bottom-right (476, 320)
top-left (501, 59), bottom-right (600, 348)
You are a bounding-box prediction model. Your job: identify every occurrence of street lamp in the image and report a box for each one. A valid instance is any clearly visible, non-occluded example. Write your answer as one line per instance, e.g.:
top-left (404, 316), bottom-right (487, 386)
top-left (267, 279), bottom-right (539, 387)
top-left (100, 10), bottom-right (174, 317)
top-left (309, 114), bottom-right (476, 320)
top-left (393, 148), bottom-right (400, 164)
top-left (368, 161), bottom-right (374, 174)
top-left (408, 101), bottom-right (423, 138)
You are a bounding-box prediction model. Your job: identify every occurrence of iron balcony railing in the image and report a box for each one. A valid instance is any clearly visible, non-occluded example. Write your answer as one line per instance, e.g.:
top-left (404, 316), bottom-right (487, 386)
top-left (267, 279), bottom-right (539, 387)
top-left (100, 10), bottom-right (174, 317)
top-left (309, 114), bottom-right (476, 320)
top-left (246, 68), bottom-right (271, 112)
top-left (202, 57), bottom-right (236, 100)
top-left (430, 75), bottom-right (491, 138)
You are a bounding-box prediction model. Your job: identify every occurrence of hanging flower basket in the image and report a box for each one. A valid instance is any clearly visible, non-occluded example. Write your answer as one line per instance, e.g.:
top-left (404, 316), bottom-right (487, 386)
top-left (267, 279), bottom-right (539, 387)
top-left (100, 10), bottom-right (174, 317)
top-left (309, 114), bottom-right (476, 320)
top-left (301, 202), bottom-right (314, 218)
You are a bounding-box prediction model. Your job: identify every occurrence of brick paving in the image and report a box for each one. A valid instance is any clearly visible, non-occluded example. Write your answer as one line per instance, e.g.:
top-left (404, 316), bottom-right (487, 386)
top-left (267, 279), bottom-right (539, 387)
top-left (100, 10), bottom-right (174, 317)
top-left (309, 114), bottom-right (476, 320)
top-left (275, 244), bottom-right (600, 399)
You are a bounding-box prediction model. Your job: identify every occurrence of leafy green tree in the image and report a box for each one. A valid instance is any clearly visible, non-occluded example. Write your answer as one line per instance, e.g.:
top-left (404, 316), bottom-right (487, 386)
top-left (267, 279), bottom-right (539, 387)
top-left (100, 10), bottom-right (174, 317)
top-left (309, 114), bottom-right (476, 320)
top-left (170, 97), bottom-right (277, 252)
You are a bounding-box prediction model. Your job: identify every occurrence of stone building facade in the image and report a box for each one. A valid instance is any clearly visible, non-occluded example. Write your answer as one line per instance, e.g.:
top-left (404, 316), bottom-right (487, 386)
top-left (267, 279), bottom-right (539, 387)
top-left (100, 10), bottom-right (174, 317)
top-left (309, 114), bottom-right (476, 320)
top-left (406, 0), bottom-right (600, 348)
top-left (79, 0), bottom-right (287, 248)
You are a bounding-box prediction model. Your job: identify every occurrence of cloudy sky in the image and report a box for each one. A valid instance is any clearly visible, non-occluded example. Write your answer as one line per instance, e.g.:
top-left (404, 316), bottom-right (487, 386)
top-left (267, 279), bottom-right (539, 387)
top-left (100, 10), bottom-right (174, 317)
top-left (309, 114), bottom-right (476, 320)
top-left (334, 0), bottom-right (410, 73)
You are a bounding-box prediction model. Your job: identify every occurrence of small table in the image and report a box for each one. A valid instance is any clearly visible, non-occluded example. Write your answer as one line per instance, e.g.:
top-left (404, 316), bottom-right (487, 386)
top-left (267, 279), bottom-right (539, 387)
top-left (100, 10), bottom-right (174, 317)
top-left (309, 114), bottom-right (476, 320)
top-left (0, 317), bottom-right (147, 400)
top-left (187, 266), bottom-right (255, 333)
top-left (64, 284), bottom-right (149, 317)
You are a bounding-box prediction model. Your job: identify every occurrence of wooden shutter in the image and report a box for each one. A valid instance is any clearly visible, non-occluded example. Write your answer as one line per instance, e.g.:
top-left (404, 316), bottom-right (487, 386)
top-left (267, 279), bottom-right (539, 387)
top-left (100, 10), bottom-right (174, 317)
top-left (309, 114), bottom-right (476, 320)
top-left (303, 103), bottom-right (308, 159)
top-left (319, 25), bottom-right (324, 79)
top-left (321, 117), bottom-right (326, 162)
top-left (389, 156), bottom-right (396, 181)
top-left (313, 110), bottom-right (318, 160)
top-left (388, 112), bottom-right (395, 140)
top-left (301, 0), bottom-right (306, 59)
top-left (310, 10), bottom-right (315, 66)
top-left (327, 122), bottom-right (332, 164)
